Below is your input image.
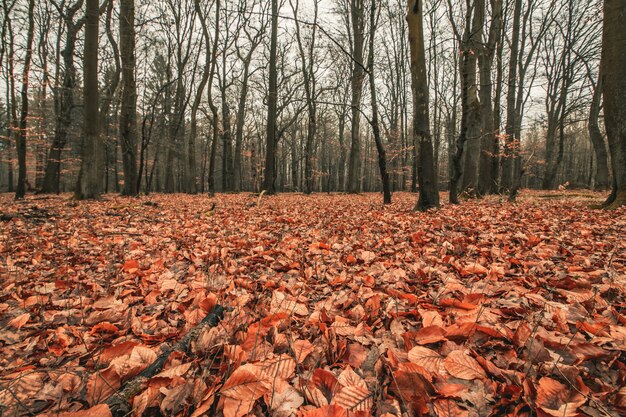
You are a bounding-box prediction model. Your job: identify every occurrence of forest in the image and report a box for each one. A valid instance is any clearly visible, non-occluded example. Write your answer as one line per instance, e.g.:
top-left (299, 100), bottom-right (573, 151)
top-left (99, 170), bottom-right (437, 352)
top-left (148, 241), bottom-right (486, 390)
top-left (0, 0), bottom-right (625, 416)
top-left (0, 0), bottom-right (623, 204)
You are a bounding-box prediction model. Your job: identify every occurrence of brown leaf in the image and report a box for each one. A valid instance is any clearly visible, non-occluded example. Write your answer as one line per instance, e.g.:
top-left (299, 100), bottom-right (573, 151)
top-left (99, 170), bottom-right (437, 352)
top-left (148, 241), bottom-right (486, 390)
top-left (56, 404), bottom-right (112, 417)
top-left (535, 377), bottom-right (588, 417)
top-left (298, 405), bottom-right (348, 417)
top-left (266, 379), bottom-right (305, 417)
top-left (331, 367), bottom-right (372, 412)
top-left (221, 364), bottom-right (271, 401)
top-left (8, 313), bottom-right (30, 329)
top-left (433, 399), bottom-right (469, 417)
top-left (222, 397), bottom-right (255, 417)
top-left (443, 351), bottom-right (486, 380)
top-left (408, 346), bottom-right (445, 374)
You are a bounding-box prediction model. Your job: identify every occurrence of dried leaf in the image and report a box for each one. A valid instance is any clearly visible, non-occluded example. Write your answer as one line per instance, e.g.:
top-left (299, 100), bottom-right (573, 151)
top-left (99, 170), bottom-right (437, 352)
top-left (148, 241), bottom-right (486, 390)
top-left (443, 351), bottom-right (486, 380)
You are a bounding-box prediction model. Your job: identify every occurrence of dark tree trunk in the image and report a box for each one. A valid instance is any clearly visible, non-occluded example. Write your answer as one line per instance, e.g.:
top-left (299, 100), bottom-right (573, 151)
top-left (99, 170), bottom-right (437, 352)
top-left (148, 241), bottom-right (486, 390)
top-left (477, 0), bottom-right (502, 195)
top-left (408, 0), bottom-right (439, 211)
top-left (15, 0), bottom-right (35, 200)
top-left (602, 0), bottom-right (626, 208)
top-left (75, 0), bottom-right (101, 199)
top-left (41, 2), bottom-right (84, 194)
top-left (262, 0), bottom-right (279, 194)
top-left (501, 0), bottom-right (522, 192)
top-left (588, 72), bottom-right (610, 190)
top-left (119, 0), bottom-right (138, 196)
top-left (347, 0), bottom-right (366, 194)
top-left (450, 1), bottom-right (478, 204)
top-left (368, 0), bottom-right (391, 204)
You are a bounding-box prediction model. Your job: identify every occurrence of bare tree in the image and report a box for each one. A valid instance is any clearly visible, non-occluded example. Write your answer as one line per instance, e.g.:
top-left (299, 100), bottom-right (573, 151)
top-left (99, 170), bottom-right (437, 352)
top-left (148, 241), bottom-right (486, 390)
top-left (368, 0), bottom-right (391, 204)
top-left (346, 0), bottom-right (366, 194)
top-left (408, 0), bottom-right (440, 211)
top-left (41, 0), bottom-right (86, 194)
top-left (14, 0), bottom-right (36, 199)
top-left (75, 0), bottom-right (102, 199)
top-left (262, 0), bottom-right (278, 194)
top-left (119, 0), bottom-right (138, 196)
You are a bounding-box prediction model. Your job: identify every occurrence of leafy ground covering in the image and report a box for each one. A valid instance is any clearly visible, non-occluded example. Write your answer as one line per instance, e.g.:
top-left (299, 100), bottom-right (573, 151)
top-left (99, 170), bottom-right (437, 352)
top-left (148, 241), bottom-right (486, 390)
top-left (0, 191), bottom-right (625, 417)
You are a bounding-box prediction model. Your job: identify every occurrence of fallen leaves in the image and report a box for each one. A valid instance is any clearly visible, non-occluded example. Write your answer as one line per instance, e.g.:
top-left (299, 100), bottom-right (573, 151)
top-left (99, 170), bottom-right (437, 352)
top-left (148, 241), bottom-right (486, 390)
top-left (443, 350), bottom-right (487, 381)
top-left (0, 192), bottom-right (624, 416)
top-left (8, 312), bottom-right (30, 329)
top-left (220, 364), bottom-right (271, 401)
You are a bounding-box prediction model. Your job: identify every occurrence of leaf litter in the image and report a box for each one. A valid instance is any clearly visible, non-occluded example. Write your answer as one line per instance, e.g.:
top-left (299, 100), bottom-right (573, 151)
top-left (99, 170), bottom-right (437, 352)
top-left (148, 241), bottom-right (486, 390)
top-left (0, 191), bottom-right (624, 417)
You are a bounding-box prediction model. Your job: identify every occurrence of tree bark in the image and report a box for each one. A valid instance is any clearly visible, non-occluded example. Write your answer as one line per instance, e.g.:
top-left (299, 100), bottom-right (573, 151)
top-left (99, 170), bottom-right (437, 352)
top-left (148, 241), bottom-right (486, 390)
top-left (368, 0), bottom-right (391, 204)
top-left (347, 0), bottom-right (366, 194)
top-left (602, 0), bottom-right (626, 208)
top-left (500, 0), bottom-right (522, 192)
top-left (460, 1), bottom-right (483, 197)
top-left (450, 1), bottom-right (478, 204)
top-left (477, 0), bottom-right (502, 195)
top-left (75, 0), bottom-right (102, 199)
top-left (262, 0), bottom-right (279, 194)
top-left (15, 0), bottom-right (35, 200)
top-left (119, 0), bottom-right (138, 196)
top-left (41, 1), bottom-right (84, 194)
top-left (408, 0), bottom-right (439, 211)
top-left (588, 71), bottom-right (610, 190)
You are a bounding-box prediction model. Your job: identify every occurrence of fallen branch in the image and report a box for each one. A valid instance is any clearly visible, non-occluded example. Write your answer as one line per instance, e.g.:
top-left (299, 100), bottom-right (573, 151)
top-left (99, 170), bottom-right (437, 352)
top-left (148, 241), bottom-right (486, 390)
top-left (105, 305), bottom-right (225, 417)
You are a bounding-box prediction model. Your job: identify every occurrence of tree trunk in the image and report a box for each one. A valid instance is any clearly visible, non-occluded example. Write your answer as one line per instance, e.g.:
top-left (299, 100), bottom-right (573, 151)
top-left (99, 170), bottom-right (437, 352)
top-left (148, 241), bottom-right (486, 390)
top-left (15, 0), bottom-right (35, 200)
top-left (602, 0), bottom-right (626, 208)
top-left (234, 60), bottom-right (252, 193)
top-left (588, 72), bottom-right (610, 190)
top-left (450, 1), bottom-right (478, 204)
top-left (459, 1), bottom-right (482, 197)
top-left (500, 0), bottom-right (522, 192)
top-left (477, 0), bottom-right (502, 195)
top-left (222, 99), bottom-right (233, 192)
top-left (408, 0), bottom-right (439, 211)
top-left (119, 0), bottom-right (138, 196)
top-left (75, 0), bottom-right (101, 199)
top-left (41, 3), bottom-right (83, 194)
top-left (205, 0), bottom-right (220, 196)
top-left (262, 0), bottom-right (279, 194)
top-left (368, 0), bottom-right (391, 204)
top-left (347, 0), bottom-right (366, 194)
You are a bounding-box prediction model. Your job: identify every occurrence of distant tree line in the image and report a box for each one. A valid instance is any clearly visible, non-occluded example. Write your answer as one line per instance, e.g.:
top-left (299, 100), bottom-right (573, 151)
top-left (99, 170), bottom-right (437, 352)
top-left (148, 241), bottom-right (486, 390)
top-left (0, 0), bottom-right (623, 207)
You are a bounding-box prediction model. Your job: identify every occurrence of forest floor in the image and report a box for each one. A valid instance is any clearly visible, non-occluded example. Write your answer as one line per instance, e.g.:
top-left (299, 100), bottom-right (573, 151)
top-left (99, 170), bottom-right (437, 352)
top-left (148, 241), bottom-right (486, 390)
top-left (0, 191), bottom-right (625, 417)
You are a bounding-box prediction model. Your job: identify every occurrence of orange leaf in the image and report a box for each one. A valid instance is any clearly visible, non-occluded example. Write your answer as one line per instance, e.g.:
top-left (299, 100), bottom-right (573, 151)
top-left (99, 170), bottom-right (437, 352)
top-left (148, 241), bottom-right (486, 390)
top-left (90, 322), bottom-right (119, 335)
top-left (223, 397), bottom-right (255, 417)
top-left (535, 377), bottom-right (588, 417)
top-left (266, 379), bottom-right (305, 417)
top-left (439, 298), bottom-right (477, 310)
top-left (443, 351), bottom-right (486, 380)
top-left (332, 367), bottom-right (372, 412)
top-left (8, 313), bottom-right (30, 329)
top-left (257, 354), bottom-right (296, 380)
top-left (408, 346), bottom-right (445, 374)
top-left (293, 339), bottom-right (315, 364)
top-left (298, 405), bottom-right (348, 417)
top-left (412, 325), bottom-right (447, 345)
top-left (433, 399), bottom-right (469, 417)
top-left (221, 364), bottom-right (271, 401)
top-left (56, 404), bottom-right (112, 417)
top-left (461, 263), bottom-right (488, 276)
top-left (86, 366), bottom-right (121, 405)
top-left (99, 341), bottom-right (141, 364)
top-left (122, 259), bottom-right (140, 273)
top-left (390, 370), bottom-right (434, 414)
